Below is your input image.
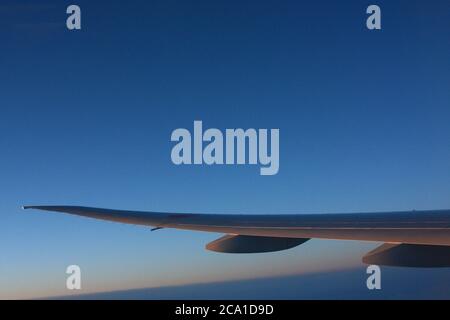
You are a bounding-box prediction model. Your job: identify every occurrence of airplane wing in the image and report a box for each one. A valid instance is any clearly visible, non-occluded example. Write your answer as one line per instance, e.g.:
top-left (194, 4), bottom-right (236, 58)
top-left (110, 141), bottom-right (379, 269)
top-left (23, 205), bottom-right (450, 267)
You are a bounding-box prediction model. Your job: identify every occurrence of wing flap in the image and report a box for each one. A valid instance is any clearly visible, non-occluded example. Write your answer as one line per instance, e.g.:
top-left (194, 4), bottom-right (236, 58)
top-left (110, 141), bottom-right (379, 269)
top-left (363, 243), bottom-right (450, 267)
top-left (206, 234), bottom-right (309, 253)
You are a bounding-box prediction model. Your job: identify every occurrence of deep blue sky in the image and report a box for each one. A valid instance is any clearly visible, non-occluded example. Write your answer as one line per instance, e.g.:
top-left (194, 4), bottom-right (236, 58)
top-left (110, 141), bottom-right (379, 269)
top-left (0, 0), bottom-right (449, 299)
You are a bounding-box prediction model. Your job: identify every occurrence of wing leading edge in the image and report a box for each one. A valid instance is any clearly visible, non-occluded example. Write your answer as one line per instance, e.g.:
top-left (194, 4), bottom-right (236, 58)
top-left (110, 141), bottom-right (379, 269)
top-left (23, 205), bottom-right (450, 267)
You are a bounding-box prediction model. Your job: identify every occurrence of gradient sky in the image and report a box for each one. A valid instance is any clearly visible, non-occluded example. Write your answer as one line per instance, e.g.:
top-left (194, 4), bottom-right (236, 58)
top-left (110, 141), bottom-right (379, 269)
top-left (1, 0), bottom-right (449, 299)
